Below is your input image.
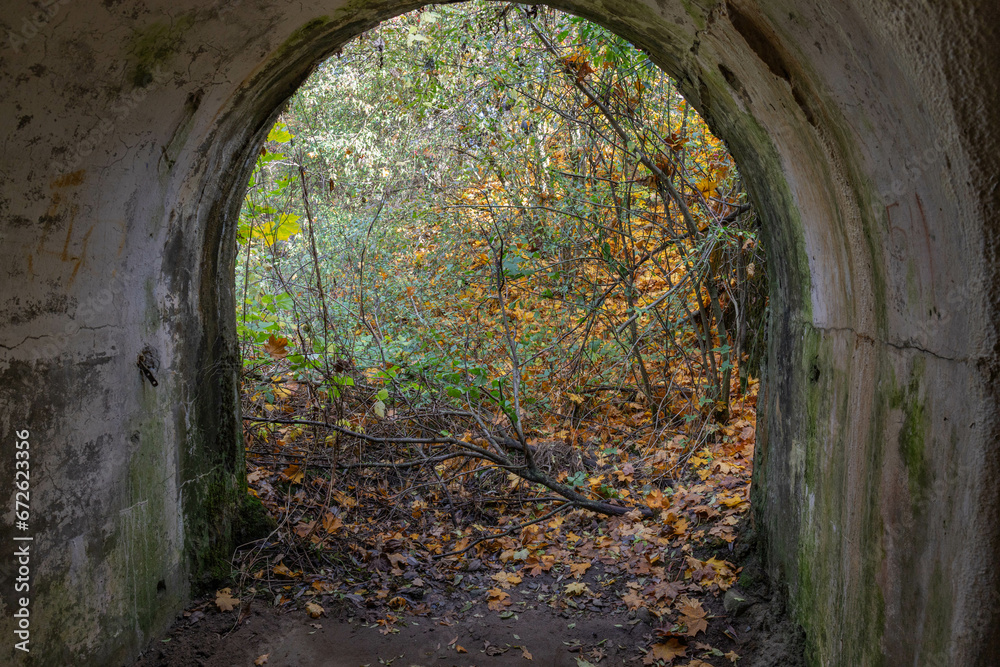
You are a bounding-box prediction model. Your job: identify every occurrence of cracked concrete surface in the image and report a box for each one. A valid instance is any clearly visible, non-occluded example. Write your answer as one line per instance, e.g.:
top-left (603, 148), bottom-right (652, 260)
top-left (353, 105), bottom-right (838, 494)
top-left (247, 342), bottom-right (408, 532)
top-left (1, 0), bottom-right (999, 665)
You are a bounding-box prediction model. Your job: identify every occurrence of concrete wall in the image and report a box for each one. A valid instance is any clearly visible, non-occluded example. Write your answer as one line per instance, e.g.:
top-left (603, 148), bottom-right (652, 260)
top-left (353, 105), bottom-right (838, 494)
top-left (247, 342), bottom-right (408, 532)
top-left (0, 0), bottom-right (997, 664)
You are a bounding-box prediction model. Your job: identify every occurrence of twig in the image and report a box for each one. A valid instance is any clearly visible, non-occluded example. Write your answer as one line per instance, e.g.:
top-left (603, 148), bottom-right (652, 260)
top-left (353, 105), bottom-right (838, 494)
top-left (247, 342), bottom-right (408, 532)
top-left (434, 502), bottom-right (579, 559)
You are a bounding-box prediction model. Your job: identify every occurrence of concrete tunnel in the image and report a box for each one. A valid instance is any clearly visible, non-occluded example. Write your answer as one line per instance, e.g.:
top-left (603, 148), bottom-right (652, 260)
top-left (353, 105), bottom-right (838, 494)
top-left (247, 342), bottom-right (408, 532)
top-left (1, 0), bottom-right (999, 664)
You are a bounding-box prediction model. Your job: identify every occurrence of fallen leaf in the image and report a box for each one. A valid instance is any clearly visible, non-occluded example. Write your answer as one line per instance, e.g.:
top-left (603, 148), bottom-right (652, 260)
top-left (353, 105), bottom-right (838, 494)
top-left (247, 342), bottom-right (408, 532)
top-left (521, 646), bottom-right (533, 660)
top-left (492, 571), bottom-right (523, 589)
top-left (214, 588), bottom-right (238, 612)
top-left (677, 598), bottom-right (707, 619)
top-left (643, 638), bottom-right (686, 664)
top-left (487, 588), bottom-right (512, 611)
top-left (280, 464), bottom-right (305, 484)
top-left (623, 590), bottom-right (644, 610)
top-left (254, 654), bottom-right (270, 666)
top-left (305, 602), bottom-right (325, 618)
top-left (294, 520), bottom-right (315, 537)
top-left (719, 495), bottom-right (747, 508)
top-left (485, 641), bottom-right (509, 656)
top-left (273, 562), bottom-right (298, 578)
top-left (322, 512), bottom-right (343, 533)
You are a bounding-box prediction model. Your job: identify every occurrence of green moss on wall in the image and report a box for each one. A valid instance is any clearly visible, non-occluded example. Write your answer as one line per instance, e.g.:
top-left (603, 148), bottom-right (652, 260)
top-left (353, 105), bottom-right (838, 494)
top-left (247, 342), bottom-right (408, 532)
top-left (127, 16), bottom-right (196, 88)
top-left (891, 358), bottom-right (931, 508)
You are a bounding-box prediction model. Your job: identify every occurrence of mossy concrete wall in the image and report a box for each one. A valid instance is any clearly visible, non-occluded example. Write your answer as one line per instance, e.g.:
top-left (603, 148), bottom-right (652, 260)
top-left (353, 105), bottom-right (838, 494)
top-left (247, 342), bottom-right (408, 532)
top-left (0, 0), bottom-right (997, 664)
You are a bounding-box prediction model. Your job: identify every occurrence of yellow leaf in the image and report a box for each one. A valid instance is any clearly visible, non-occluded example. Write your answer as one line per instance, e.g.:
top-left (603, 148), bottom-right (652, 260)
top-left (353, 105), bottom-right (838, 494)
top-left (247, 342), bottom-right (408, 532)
top-left (306, 602), bottom-right (325, 618)
top-left (491, 571), bottom-right (523, 589)
top-left (273, 562), bottom-right (299, 578)
top-left (719, 495), bottom-right (747, 508)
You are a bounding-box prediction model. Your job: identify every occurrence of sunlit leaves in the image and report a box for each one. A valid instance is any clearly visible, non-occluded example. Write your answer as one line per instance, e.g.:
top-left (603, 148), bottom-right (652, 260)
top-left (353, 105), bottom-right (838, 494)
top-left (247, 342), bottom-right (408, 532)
top-left (267, 121), bottom-right (293, 143)
top-left (251, 213), bottom-right (302, 245)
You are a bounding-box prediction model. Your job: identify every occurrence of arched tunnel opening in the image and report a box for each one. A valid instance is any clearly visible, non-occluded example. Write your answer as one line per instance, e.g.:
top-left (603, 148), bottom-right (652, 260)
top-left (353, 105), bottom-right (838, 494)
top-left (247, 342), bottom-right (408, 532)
top-left (1, 1), bottom-right (999, 665)
top-left (218, 5), bottom-right (774, 663)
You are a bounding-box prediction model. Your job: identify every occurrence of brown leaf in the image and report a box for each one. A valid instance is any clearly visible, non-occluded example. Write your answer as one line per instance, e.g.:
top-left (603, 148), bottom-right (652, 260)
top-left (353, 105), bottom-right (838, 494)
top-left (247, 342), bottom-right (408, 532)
top-left (293, 520), bottom-right (315, 538)
top-left (622, 590), bottom-right (644, 610)
top-left (683, 616), bottom-right (708, 637)
top-left (643, 638), bottom-right (686, 664)
top-left (305, 602), bottom-right (325, 618)
top-left (263, 335), bottom-right (289, 360)
top-left (280, 464), bottom-right (305, 484)
top-left (487, 587), bottom-right (512, 611)
top-left (677, 598), bottom-right (707, 619)
top-left (322, 512), bottom-right (343, 533)
top-left (214, 588), bottom-right (238, 612)
top-left (253, 654), bottom-right (270, 666)
top-left (521, 646), bottom-right (533, 660)
top-left (651, 580), bottom-right (684, 604)
top-left (387, 552), bottom-right (408, 571)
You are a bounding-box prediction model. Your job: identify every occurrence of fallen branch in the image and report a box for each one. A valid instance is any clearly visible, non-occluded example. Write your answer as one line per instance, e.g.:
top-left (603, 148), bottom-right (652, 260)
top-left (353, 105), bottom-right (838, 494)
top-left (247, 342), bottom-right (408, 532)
top-left (242, 415), bottom-right (655, 518)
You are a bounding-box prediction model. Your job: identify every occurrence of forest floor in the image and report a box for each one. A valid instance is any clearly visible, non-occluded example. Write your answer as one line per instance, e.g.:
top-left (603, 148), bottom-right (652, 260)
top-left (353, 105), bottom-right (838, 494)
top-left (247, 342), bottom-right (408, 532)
top-left (135, 518), bottom-right (803, 667)
top-left (137, 387), bottom-right (805, 667)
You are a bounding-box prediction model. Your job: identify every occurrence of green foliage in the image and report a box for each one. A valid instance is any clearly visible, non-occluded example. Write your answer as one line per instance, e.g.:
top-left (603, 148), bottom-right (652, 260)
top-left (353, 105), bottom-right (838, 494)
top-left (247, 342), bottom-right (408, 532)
top-left (235, 1), bottom-right (766, 431)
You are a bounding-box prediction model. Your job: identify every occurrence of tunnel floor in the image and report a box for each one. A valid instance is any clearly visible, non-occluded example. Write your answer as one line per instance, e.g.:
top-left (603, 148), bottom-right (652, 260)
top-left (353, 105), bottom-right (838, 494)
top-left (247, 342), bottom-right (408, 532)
top-left (133, 524), bottom-right (804, 667)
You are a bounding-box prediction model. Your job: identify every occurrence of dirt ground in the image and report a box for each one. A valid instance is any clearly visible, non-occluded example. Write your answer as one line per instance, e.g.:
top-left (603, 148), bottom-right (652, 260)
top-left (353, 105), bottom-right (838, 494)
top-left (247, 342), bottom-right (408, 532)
top-left (134, 533), bottom-right (804, 667)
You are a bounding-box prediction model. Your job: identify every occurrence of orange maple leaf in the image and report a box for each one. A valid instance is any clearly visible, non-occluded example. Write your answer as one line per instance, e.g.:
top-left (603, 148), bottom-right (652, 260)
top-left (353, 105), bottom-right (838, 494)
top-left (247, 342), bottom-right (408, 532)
top-left (643, 638), bottom-right (686, 664)
top-left (263, 335), bottom-right (289, 359)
